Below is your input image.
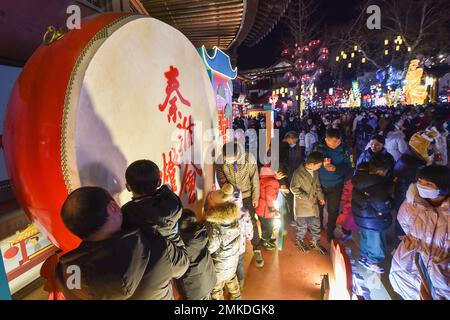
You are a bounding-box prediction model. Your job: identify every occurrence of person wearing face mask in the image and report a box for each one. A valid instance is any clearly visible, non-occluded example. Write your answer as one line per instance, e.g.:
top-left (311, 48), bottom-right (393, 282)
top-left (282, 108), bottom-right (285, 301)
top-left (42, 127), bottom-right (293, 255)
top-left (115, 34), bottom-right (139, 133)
top-left (390, 165), bottom-right (450, 300)
top-left (393, 131), bottom-right (434, 247)
top-left (55, 187), bottom-right (189, 300)
top-left (215, 142), bottom-right (263, 268)
top-left (280, 131), bottom-right (304, 227)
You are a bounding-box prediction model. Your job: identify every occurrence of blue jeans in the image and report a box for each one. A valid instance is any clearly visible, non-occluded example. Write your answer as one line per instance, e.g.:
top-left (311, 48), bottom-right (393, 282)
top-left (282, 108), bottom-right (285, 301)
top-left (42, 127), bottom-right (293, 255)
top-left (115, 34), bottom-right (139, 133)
top-left (359, 229), bottom-right (386, 264)
top-left (236, 254), bottom-right (244, 281)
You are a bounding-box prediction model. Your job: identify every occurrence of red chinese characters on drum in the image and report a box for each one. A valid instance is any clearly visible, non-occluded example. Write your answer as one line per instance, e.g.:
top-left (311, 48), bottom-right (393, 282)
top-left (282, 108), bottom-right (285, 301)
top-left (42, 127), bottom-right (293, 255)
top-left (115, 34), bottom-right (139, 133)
top-left (217, 108), bottom-right (230, 144)
top-left (158, 65), bottom-right (191, 124)
top-left (157, 65), bottom-right (203, 204)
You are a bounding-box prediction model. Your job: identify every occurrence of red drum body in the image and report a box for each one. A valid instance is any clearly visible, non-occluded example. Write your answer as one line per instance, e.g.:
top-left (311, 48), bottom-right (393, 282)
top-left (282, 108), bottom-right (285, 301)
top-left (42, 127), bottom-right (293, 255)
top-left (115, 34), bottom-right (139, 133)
top-left (3, 13), bottom-right (218, 251)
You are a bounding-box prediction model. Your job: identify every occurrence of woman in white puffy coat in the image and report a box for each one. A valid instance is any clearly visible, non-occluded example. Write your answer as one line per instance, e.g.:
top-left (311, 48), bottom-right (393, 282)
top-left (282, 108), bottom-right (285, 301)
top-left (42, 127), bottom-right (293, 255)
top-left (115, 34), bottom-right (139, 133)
top-left (389, 165), bottom-right (450, 300)
top-left (384, 122), bottom-right (408, 162)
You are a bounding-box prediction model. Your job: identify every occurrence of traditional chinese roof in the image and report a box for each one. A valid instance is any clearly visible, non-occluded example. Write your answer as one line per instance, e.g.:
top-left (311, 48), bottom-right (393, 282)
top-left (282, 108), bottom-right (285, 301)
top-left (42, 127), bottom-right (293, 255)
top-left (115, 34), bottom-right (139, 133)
top-left (240, 59), bottom-right (294, 80)
top-left (141, 0), bottom-right (289, 50)
top-left (142, 0), bottom-right (245, 49)
top-left (200, 46), bottom-right (237, 79)
top-left (242, 0), bottom-right (291, 47)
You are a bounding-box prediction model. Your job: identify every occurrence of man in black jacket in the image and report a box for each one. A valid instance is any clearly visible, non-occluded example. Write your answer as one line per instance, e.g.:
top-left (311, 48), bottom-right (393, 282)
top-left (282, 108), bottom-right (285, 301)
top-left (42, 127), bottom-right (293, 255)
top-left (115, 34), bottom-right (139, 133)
top-left (352, 161), bottom-right (393, 274)
top-left (56, 187), bottom-right (189, 300)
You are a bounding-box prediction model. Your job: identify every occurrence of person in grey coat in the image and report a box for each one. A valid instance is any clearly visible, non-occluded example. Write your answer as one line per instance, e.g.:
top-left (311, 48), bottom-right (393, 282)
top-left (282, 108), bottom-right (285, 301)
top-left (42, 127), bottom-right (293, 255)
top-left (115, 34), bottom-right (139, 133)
top-left (290, 152), bottom-right (328, 254)
top-left (215, 141), bottom-right (263, 268)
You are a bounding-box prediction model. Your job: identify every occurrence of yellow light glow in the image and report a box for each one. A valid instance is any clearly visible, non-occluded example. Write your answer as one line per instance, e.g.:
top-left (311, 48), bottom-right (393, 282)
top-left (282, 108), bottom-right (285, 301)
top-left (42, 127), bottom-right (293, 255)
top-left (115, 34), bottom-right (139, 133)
top-left (343, 54), bottom-right (347, 59)
top-left (272, 90), bottom-right (275, 96)
top-left (354, 45), bottom-right (358, 51)
top-left (336, 56), bottom-right (340, 61)
top-left (408, 47), bottom-right (411, 52)
top-left (351, 52), bottom-right (355, 58)
top-left (290, 91), bottom-right (294, 96)
top-left (348, 63), bottom-right (352, 68)
top-left (398, 39), bottom-right (403, 45)
top-left (385, 49), bottom-right (389, 55)
top-left (396, 45), bottom-right (400, 51)
top-left (384, 39), bottom-right (388, 45)
top-left (341, 51), bottom-right (345, 56)
top-left (362, 57), bottom-right (366, 63)
top-left (276, 89), bottom-right (279, 94)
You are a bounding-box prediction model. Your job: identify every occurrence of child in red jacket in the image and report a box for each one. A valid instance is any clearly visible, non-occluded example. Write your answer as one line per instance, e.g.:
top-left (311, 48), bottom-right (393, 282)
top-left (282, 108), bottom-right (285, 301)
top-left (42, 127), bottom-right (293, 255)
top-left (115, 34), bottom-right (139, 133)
top-left (256, 165), bottom-right (280, 250)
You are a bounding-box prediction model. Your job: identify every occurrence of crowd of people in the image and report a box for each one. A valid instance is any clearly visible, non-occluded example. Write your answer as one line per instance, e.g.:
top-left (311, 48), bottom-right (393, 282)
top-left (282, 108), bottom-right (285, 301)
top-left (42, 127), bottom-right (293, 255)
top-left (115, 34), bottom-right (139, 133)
top-left (52, 103), bottom-right (449, 300)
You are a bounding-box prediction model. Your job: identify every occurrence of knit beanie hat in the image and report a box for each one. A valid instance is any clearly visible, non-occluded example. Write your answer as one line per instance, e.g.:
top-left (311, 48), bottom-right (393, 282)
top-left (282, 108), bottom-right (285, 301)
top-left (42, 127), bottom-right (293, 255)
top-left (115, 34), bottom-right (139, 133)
top-left (207, 183), bottom-right (234, 207)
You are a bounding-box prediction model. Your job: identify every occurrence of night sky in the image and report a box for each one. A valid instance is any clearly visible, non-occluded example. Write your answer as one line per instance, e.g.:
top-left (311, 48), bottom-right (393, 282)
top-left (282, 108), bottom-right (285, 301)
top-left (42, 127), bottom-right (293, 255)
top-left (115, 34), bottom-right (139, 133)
top-left (237, 0), bottom-right (363, 70)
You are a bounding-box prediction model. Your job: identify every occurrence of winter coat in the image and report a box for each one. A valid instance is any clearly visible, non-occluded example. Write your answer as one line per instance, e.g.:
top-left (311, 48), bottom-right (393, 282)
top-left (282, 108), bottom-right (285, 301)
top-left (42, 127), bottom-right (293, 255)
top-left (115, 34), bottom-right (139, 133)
top-left (205, 202), bottom-right (241, 282)
top-left (215, 151), bottom-right (260, 203)
top-left (299, 131), bottom-right (306, 147)
top-left (256, 175), bottom-right (280, 219)
top-left (229, 189), bottom-right (253, 256)
top-left (290, 164), bottom-right (324, 218)
top-left (305, 131), bottom-right (319, 156)
top-left (56, 229), bottom-right (189, 300)
top-left (122, 185), bottom-right (183, 245)
top-left (385, 130), bottom-right (408, 162)
top-left (389, 184), bottom-right (450, 300)
top-left (351, 171), bottom-right (393, 231)
top-left (239, 208), bottom-right (253, 255)
top-left (314, 142), bottom-right (352, 188)
top-left (280, 141), bottom-right (304, 184)
top-left (393, 148), bottom-right (427, 209)
top-left (355, 122), bottom-right (374, 153)
top-left (355, 148), bottom-right (395, 175)
top-left (433, 130), bottom-right (448, 166)
top-left (336, 181), bottom-right (359, 232)
top-left (176, 226), bottom-right (217, 300)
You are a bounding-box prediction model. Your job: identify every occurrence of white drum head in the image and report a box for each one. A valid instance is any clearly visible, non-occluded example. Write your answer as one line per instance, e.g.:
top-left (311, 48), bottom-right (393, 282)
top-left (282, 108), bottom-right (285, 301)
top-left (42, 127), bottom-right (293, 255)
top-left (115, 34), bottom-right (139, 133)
top-left (62, 16), bottom-right (217, 211)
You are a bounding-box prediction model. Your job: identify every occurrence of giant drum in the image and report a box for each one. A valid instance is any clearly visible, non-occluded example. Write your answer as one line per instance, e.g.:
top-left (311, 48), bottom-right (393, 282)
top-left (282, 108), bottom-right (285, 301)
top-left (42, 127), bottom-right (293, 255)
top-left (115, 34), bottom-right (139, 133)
top-left (3, 13), bottom-right (218, 251)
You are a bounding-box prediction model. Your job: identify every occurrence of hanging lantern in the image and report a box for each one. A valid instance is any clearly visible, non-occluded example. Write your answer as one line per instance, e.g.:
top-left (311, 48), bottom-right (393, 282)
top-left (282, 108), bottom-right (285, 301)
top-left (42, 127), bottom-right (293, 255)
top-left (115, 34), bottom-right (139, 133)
top-left (354, 45), bottom-right (358, 51)
top-left (396, 45), bottom-right (400, 51)
top-left (351, 52), bottom-right (355, 58)
top-left (348, 63), bottom-right (352, 68)
top-left (362, 57), bottom-right (366, 63)
top-left (384, 39), bottom-right (389, 45)
top-left (385, 49), bottom-right (389, 55)
top-left (336, 56), bottom-right (340, 61)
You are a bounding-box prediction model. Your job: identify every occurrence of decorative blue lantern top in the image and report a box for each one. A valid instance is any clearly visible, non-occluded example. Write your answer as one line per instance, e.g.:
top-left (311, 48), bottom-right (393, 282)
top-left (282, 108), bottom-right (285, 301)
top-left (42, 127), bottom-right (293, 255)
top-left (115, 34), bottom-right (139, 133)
top-left (200, 45), bottom-right (237, 79)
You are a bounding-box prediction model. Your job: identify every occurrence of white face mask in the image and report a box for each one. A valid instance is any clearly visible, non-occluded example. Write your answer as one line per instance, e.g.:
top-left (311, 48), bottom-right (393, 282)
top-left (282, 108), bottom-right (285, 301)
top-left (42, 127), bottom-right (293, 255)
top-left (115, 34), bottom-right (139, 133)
top-left (417, 184), bottom-right (440, 199)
